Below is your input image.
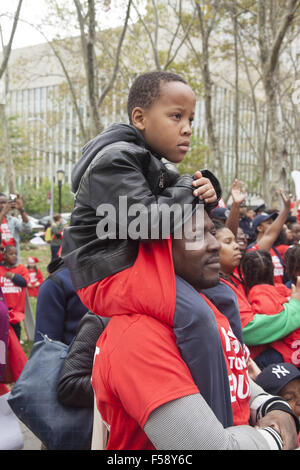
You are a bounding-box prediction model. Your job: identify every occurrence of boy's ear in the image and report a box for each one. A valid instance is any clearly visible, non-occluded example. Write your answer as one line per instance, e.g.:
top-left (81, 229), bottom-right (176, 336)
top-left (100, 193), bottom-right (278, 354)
top-left (131, 107), bottom-right (146, 131)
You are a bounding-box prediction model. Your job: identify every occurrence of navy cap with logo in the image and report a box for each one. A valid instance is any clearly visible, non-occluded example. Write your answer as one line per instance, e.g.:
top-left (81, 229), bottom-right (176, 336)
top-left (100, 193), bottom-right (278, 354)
top-left (255, 363), bottom-right (300, 396)
top-left (211, 207), bottom-right (230, 221)
top-left (252, 212), bottom-right (277, 232)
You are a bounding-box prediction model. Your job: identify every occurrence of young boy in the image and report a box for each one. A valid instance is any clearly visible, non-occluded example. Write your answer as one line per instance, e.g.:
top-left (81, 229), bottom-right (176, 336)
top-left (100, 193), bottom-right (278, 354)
top-left (62, 71), bottom-right (222, 296)
top-left (0, 246), bottom-right (30, 341)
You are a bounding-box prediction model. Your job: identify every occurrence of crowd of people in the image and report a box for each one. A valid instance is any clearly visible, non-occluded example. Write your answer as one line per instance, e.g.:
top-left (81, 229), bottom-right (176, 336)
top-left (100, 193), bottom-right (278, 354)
top-left (1, 70), bottom-right (300, 451)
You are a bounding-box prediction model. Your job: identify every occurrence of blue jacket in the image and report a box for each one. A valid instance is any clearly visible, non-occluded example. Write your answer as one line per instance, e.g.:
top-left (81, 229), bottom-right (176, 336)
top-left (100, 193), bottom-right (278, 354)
top-left (34, 263), bottom-right (88, 345)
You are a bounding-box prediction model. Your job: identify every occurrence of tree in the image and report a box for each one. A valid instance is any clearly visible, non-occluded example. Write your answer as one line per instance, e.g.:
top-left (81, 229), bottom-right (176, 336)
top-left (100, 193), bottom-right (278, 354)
top-left (0, 0), bottom-right (23, 193)
top-left (0, 0), bottom-right (23, 80)
top-left (257, 0), bottom-right (300, 207)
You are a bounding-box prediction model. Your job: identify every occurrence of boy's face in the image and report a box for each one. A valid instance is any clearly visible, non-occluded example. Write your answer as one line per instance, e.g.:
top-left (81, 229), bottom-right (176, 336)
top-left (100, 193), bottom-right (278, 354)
top-left (4, 247), bottom-right (17, 266)
top-left (133, 81), bottom-right (196, 164)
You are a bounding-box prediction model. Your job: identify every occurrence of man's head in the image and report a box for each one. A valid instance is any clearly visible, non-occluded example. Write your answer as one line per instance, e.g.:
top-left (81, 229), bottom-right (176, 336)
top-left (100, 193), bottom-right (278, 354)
top-left (128, 71), bottom-right (196, 164)
top-left (252, 212), bottom-right (277, 237)
top-left (255, 363), bottom-right (300, 418)
top-left (172, 210), bottom-right (220, 290)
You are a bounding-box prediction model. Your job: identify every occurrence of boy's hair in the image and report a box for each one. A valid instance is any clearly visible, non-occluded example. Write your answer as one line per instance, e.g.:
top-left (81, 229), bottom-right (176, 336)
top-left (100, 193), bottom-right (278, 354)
top-left (284, 244), bottom-right (300, 282)
top-left (3, 245), bottom-right (16, 256)
top-left (127, 71), bottom-right (187, 124)
top-left (240, 249), bottom-right (274, 294)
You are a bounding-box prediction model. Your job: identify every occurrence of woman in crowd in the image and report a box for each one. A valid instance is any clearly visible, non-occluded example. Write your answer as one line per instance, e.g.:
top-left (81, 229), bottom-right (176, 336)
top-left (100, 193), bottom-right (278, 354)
top-left (214, 223), bottom-right (300, 369)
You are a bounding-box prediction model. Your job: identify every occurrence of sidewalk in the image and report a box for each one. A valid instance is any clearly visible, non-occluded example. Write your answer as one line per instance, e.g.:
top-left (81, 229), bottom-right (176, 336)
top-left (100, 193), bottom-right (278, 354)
top-left (19, 421), bottom-right (42, 450)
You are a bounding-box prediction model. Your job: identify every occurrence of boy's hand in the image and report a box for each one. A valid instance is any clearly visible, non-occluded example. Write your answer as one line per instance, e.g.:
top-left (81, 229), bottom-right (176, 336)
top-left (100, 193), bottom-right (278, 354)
top-left (192, 170), bottom-right (217, 204)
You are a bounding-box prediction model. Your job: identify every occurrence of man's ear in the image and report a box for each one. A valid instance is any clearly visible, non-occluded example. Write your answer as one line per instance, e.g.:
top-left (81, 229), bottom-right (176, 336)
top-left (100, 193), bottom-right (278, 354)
top-left (131, 107), bottom-right (146, 131)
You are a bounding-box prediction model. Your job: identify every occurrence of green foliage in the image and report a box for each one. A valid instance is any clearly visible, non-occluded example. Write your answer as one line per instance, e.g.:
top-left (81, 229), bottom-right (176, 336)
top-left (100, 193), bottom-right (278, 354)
top-left (18, 180), bottom-right (75, 216)
top-left (0, 115), bottom-right (32, 173)
top-left (177, 134), bottom-right (208, 176)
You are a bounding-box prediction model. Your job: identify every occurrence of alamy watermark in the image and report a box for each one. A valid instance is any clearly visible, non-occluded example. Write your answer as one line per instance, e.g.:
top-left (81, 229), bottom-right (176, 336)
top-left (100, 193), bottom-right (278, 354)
top-left (95, 196), bottom-right (205, 250)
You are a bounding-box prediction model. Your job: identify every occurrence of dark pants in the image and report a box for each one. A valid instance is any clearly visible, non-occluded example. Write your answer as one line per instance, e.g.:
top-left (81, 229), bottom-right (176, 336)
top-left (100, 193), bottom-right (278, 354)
top-left (11, 322), bottom-right (21, 341)
top-left (51, 245), bottom-right (61, 260)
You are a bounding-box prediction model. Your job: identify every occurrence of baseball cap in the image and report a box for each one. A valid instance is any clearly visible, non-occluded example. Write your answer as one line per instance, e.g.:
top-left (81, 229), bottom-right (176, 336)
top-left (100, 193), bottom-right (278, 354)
top-left (254, 203), bottom-right (266, 214)
top-left (252, 212), bottom-right (277, 232)
top-left (28, 256), bottom-right (39, 264)
top-left (211, 207), bottom-right (230, 221)
top-left (255, 363), bottom-right (300, 395)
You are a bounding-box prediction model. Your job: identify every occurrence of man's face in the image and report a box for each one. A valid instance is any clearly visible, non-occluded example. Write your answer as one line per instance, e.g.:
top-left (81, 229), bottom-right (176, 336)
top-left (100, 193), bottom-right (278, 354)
top-left (257, 218), bottom-right (273, 234)
top-left (136, 81), bottom-right (196, 164)
top-left (280, 378), bottom-right (300, 419)
top-left (239, 206), bottom-right (247, 217)
top-left (172, 211), bottom-right (220, 290)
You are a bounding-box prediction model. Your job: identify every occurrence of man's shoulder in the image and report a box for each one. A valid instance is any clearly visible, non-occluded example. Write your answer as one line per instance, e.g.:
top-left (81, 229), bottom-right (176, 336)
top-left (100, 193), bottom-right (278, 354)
top-left (101, 314), bottom-right (175, 357)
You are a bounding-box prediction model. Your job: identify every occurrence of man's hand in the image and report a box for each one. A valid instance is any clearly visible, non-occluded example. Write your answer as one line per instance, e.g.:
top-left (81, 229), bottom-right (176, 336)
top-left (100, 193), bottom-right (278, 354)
top-left (256, 410), bottom-right (298, 450)
top-left (279, 188), bottom-right (292, 212)
top-left (192, 170), bottom-right (217, 204)
top-left (231, 179), bottom-right (246, 206)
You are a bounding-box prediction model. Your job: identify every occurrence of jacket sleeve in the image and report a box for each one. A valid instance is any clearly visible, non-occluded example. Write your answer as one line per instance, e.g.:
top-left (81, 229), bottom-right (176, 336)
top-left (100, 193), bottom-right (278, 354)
top-left (34, 277), bottom-right (66, 343)
top-left (57, 312), bottom-right (110, 408)
top-left (242, 298), bottom-right (300, 345)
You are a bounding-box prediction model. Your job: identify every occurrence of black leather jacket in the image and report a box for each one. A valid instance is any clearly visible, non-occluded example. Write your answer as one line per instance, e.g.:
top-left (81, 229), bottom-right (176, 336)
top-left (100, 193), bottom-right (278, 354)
top-left (62, 123), bottom-right (222, 290)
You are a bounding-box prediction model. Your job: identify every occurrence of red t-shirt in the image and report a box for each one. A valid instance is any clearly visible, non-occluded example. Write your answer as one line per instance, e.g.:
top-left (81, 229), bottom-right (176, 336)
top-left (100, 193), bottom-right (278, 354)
top-left (27, 268), bottom-right (44, 297)
top-left (0, 218), bottom-right (16, 247)
top-left (89, 240), bottom-right (250, 450)
top-left (0, 264), bottom-right (30, 323)
top-left (248, 284), bottom-right (300, 366)
top-left (92, 315), bottom-right (199, 450)
top-left (199, 293), bottom-right (250, 427)
top-left (247, 243), bottom-right (285, 284)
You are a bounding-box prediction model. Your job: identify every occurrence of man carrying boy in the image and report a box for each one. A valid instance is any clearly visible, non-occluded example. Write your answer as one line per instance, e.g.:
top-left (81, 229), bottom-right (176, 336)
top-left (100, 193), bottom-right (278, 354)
top-left (62, 71), bottom-right (221, 293)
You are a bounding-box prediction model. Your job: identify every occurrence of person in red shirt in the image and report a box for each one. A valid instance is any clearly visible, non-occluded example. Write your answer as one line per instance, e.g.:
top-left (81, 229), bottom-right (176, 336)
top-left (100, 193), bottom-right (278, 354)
top-left (213, 223), bottom-right (300, 370)
top-left (0, 246), bottom-right (30, 341)
top-left (89, 210), bottom-right (299, 450)
top-left (247, 190), bottom-right (291, 284)
top-left (241, 249), bottom-right (300, 368)
top-left (26, 256), bottom-right (44, 297)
